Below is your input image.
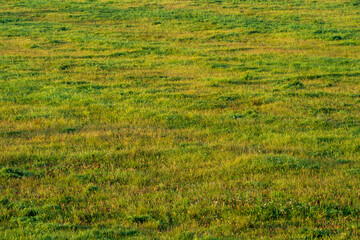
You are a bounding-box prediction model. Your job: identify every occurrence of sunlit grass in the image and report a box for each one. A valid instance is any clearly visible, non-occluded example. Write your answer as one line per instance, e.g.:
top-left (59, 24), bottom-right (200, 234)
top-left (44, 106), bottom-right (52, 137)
top-left (0, 0), bottom-right (360, 239)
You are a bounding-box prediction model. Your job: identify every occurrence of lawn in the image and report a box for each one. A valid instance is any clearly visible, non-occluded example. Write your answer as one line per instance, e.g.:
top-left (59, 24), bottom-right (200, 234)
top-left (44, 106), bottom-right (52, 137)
top-left (0, 0), bottom-right (360, 239)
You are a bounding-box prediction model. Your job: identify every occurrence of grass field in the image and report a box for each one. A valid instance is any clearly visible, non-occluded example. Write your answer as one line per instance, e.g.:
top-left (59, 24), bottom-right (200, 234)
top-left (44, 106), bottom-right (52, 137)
top-left (0, 0), bottom-right (360, 239)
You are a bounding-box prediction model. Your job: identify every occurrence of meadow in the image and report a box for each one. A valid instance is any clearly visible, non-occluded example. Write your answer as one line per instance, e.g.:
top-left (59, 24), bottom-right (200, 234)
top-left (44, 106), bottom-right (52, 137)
top-left (0, 0), bottom-right (360, 239)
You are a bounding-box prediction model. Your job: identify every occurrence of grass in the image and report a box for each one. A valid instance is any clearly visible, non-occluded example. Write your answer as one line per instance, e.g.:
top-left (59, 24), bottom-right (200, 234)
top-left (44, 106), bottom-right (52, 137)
top-left (0, 0), bottom-right (360, 239)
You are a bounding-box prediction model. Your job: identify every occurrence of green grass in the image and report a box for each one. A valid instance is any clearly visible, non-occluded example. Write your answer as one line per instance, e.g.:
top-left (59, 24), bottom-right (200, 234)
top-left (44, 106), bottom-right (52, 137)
top-left (0, 0), bottom-right (360, 239)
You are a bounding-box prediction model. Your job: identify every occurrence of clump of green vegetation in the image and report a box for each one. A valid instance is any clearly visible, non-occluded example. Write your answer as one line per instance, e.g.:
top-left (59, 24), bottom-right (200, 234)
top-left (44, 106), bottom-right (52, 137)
top-left (284, 80), bottom-right (305, 90)
top-left (130, 215), bottom-right (152, 224)
top-left (0, 0), bottom-right (359, 238)
top-left (0, 167), bottom-right (32, 178)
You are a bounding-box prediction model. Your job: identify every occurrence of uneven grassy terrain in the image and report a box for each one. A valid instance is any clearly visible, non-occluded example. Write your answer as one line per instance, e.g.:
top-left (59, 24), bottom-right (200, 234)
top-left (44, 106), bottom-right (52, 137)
top-left (0, 0), bottom-right (360, 239)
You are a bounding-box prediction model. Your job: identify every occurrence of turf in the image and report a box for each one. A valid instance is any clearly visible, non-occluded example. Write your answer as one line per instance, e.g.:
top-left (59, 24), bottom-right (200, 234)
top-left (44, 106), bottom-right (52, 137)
top-left (0, 0), bottom-right (360, 239)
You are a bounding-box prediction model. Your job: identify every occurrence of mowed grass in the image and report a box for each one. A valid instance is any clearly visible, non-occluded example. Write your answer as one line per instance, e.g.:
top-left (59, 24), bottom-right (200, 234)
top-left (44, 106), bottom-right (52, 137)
top-left (0, 0), bottom-right (360, 239)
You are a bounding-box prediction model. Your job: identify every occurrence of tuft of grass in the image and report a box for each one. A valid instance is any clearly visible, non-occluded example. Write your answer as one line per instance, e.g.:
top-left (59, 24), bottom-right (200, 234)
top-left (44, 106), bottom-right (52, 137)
top-left (130, 215), bottom-right (152, 224)
top-left (0, 168), bottom-right (32, 178)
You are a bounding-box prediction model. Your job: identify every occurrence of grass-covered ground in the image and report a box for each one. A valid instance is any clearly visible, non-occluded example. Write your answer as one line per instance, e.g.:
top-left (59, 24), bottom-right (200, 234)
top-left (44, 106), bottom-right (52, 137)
top-left (0, 0), bottom-right (360, 239)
